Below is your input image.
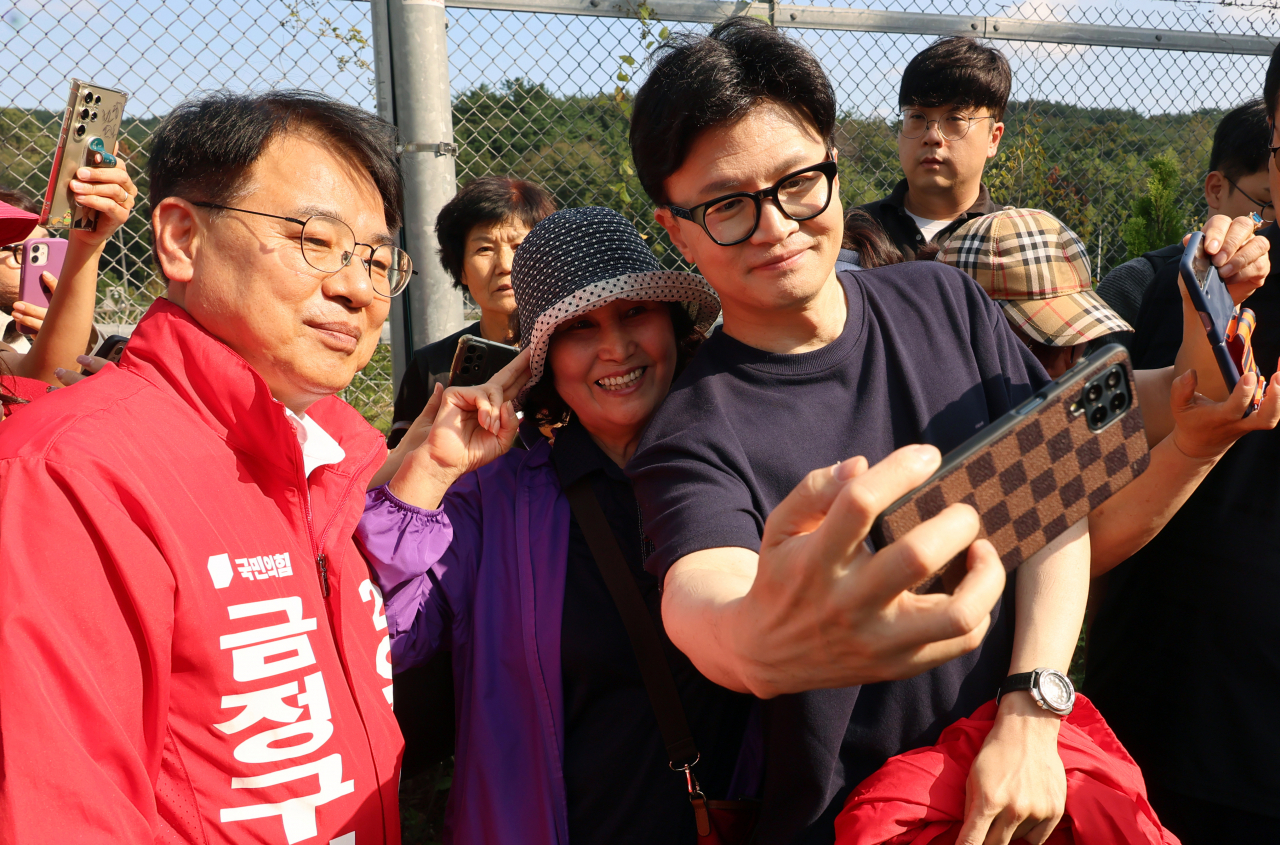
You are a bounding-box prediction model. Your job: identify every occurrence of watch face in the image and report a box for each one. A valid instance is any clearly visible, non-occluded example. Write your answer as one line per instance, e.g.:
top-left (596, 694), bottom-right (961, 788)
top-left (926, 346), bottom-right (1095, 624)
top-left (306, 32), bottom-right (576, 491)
top-left (1037, 670), bottom-right (1075, 712)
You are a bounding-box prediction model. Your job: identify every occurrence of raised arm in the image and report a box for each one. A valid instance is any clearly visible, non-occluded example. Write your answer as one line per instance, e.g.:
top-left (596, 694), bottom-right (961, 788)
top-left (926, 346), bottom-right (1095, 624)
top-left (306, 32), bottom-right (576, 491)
top-left (660, 446), bottom-right (1008, 699)
top-left (10, 156), bottom-right (136, 385)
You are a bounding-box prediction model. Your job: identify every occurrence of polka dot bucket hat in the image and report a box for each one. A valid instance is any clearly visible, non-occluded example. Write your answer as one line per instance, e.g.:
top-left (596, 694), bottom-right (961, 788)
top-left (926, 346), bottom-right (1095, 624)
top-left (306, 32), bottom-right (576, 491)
top-left (511, 206), bottom-right (720, 402)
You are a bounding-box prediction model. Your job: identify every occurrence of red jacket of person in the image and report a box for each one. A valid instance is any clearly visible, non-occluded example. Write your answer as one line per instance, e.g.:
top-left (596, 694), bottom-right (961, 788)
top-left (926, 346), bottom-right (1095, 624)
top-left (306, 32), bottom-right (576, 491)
top-left (834, 696), bottom-right (1178, 845)
top-left (0, 299), bottom-right (402, 844)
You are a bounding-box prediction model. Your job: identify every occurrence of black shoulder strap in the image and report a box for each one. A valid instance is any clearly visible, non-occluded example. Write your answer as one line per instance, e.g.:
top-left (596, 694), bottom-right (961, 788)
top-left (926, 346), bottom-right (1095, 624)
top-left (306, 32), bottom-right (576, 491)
top-left (561, 476), bottom-right (700, 768)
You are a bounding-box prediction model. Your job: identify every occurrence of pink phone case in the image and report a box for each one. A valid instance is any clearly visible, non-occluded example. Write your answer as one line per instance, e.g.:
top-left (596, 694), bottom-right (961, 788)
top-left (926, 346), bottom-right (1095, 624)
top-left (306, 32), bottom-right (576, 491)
top-left (17, 238), bottom-right (68, 335)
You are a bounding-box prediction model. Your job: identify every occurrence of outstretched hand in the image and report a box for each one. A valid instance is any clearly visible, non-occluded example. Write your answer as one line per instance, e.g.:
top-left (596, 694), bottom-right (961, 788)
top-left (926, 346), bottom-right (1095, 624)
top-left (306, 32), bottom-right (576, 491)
top-left (1169, 364), bottom-right (1280, 460)
top-left (388, 347), bottom-right (532, 509)
top-left (726, 444), bottom-right (1008, 695)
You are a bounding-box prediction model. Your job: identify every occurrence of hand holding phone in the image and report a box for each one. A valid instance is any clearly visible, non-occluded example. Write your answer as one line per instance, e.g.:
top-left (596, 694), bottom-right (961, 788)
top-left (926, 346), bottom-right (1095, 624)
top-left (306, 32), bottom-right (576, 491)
top-left (41, 79), bottom-right (129, 232)
top-left (17, 239), bottom-right (68, 336)
top-left (869, 345), bottom-right (1151, 593)
top-left (1179, 231), bottom-right (1264, 414)
top-left (448, 336), bottom-right (521, 388)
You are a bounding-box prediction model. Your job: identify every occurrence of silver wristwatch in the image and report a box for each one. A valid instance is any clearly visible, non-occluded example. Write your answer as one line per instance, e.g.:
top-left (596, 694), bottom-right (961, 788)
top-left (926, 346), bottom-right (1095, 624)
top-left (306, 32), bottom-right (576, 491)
top-left (997, 668), bottom-right (1076, 716)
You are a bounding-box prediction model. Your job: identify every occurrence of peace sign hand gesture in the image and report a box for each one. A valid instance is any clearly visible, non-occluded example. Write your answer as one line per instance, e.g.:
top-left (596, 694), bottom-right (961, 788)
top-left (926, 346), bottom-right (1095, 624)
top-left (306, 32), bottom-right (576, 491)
top-left (387, 347), bottom-right (532, 510)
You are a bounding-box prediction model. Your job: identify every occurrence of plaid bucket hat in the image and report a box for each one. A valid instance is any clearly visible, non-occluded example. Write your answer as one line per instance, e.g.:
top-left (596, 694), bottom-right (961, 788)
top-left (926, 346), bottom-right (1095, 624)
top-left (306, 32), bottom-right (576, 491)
top-left (936, 208), bottom-right (1132, 346)
top-left (511, 206), bottom-right (720, 401)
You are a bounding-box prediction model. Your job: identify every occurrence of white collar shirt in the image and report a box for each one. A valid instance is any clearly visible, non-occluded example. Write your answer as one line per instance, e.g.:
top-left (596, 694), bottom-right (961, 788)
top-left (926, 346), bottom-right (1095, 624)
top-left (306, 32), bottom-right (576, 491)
top-left (284, 407), bottom-right (346, 478)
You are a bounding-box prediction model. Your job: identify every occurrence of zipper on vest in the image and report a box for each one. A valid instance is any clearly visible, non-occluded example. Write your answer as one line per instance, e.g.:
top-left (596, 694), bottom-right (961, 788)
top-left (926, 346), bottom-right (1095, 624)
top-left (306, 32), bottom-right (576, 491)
top-left (316, 552), bottom-right (330, 598)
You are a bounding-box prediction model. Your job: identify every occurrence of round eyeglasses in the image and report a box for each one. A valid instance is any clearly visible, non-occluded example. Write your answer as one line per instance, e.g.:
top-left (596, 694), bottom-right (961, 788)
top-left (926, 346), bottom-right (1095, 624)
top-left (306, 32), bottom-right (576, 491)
top-left (192, 201), bottom-right (415, 297)
top-left (896, 109), bottom-right (996, 141)
top-left (667, 160), bottom-right (839, 247)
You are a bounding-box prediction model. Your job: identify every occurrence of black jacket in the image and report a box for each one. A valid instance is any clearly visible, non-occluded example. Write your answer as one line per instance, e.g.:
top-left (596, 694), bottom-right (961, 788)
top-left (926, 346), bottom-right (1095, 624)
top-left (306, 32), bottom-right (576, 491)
top-left (857, 179), bottom-right (1003, 263)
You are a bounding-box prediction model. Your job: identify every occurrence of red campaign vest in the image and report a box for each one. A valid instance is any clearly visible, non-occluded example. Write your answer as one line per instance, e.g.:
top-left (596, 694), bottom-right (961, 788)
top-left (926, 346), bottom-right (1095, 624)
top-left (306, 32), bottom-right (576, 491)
top-left (0, 299), bottom-right (402, 845)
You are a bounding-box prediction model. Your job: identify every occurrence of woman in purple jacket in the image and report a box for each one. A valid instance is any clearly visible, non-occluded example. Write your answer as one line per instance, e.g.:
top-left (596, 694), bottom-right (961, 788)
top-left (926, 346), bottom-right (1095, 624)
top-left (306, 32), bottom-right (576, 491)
top-left (358, 207), bottom-right (752, 844)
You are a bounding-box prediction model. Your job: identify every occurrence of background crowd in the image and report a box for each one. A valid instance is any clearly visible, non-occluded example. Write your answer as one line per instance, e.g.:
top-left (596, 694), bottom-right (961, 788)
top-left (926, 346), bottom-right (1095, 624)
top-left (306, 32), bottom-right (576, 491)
top-left (1, 17), bottom-right (1278, 845)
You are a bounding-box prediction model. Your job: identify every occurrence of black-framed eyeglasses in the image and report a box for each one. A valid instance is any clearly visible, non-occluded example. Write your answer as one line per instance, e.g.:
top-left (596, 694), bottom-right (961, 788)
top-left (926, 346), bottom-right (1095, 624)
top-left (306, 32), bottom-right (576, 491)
top-left (1, 244), bottom-right (22, 266)
top-left (1224, 176), bottom-right (1276, 223)
top-left (896, 109), bottom-right (996, 141)
top-left (667, 160), bottom-right (839, 247)
top-left (192, 201), bottom-right (415, 297)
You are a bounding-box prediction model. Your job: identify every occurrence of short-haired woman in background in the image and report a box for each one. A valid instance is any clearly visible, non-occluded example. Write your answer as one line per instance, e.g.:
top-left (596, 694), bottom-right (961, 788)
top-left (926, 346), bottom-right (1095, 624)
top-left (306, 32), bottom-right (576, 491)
top-left (387, 175), bottom-right (555, 448)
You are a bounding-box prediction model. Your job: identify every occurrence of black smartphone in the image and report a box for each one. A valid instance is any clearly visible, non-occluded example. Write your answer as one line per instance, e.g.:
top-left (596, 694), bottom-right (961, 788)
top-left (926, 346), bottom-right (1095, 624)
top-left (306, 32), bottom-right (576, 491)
top-left (448, 336), bottom-right (519, 388)
top-left (90, 334), bottom-right (128, 367)
top-left (869, 344), bottom-right (1151, 593)
top-left (1179, 231), bottom-right (1245, 402)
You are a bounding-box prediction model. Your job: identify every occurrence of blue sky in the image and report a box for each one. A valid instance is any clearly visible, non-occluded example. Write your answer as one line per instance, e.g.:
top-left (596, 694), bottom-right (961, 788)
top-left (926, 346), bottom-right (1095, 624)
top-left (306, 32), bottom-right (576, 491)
top-left (0, 0), bottom-right (1271, 125)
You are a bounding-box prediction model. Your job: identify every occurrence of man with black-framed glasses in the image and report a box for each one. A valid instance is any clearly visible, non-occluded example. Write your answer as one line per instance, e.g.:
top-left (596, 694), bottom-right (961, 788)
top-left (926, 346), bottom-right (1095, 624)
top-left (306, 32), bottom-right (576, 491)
top-left (0, 91), bottom-right (411, 843)
top-left (858, 36), bottom-right (1010, 263)
top-left (627, 19), bottom-right (1270, 845)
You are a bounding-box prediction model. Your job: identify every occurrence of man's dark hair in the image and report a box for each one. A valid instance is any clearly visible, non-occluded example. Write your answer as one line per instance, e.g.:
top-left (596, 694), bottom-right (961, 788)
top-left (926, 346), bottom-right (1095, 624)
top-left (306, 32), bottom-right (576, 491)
top-left (1265, 41), bottom-right (1280, 119)
top-left (435, 176), bottom-right (556, 289)
top-left (148, 90), bottom-right (402, 264)
top-left (629, 17), bottom-right (837, 206)
top-left (898, 37), bottom-right (1012, 121)
top-left (520, 303), bottom-right (702, 427)
top-left (0, 188), bottom-right (40, 217)
top-left (1209, 99), bottom-right (1270, 183)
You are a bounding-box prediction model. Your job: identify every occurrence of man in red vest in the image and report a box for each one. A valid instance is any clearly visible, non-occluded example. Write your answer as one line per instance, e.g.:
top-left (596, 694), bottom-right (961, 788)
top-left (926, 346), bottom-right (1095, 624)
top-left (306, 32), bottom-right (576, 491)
top-left (0, 91), bottom-right (410, 844)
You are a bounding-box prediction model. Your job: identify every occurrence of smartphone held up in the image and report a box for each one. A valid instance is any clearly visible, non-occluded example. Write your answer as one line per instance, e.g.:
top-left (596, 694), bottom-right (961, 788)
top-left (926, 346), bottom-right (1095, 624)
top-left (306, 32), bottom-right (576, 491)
top-left (870, 345), bottom-right (1151, 593)
top-left (40, 79), bottom-right (128, 231)
top-left (16, 238), bottom-right (68, 336)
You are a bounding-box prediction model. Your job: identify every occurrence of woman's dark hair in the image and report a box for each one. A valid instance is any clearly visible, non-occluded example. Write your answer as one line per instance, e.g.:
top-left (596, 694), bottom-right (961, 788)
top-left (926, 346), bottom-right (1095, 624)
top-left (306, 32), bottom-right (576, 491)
top-left (899, 37), bottom-right (1012, 122)
top-left (0, 188), bottom-right (40, 217)
top-left (630, 17), bottom-right (837, 206)
top-left (1209, 99), bottom-right (1271, 183)
top-left (435, 176), bottom-right (557, 290)
top-left (842, 209), bottom-right (906, 269)
top-left (148, 90), bottom-right (403, 266)
top-left (520, 302), bottom-right (703, 428)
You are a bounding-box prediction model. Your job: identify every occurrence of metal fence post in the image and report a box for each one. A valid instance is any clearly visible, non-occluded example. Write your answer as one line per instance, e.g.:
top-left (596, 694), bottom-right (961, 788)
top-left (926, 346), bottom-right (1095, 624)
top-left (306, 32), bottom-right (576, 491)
top-left (369, 0), bottom-right (410, 390)
top-left (387, 0), bottom-right (464, 362)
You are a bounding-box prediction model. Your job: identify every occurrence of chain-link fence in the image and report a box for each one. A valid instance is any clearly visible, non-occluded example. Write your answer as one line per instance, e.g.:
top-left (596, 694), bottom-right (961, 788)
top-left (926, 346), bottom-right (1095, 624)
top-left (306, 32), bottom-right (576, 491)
top-left (3, 0), bottom-right (1278, 436)
top-left (0, 0), bottom-right (394, 427)
top-left (447, 0), bottom-right (1276, 275)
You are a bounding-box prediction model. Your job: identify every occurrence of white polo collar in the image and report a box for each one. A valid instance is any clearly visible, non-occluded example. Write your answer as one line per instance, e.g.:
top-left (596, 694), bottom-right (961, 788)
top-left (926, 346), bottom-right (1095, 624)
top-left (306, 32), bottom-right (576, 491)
top-left (284, 407), bottom-right (346, 478)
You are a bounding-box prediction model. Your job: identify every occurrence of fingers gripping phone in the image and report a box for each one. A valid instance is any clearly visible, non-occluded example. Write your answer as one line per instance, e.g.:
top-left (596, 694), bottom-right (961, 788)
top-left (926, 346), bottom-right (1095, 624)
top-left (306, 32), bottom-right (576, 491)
top-left (869, 345), bottom-right (1151, 593)
top-left (91, 334), bottom-right (129, 365)
top-left (17, 238), bottom-right (68, 336)
top-left (448, 336), bottom-right (520, 388)
top-left (40, 79), bottom-right (128, 231)
top-left (1179, 231), bottom-right (1262, 413)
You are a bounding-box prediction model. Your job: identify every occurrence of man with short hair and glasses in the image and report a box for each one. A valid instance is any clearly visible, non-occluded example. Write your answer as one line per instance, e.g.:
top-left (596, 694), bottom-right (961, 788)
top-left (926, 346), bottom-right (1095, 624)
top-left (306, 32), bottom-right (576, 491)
top-left (858, 36), bottom-right (1011, 262)
top-left (1106, 99), bottom-right (1275, 361)
top-left (1087, 63), bottom-right (1280, 844)
top-left (626, 19), bottom-right (1269, 845)
top-left (0, 91), bottom-right (410, 843)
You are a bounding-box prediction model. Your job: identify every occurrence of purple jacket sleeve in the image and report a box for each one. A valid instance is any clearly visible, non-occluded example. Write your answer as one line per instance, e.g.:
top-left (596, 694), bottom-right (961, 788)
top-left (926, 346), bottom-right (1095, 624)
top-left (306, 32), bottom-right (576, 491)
top-left (356, 483), bottom-right (467, 669)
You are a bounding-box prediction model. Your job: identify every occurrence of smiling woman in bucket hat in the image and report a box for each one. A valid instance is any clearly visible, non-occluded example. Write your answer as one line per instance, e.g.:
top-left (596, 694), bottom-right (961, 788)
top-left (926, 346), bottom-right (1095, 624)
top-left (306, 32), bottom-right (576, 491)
top-left (358, 208), bottom-right (755, 845)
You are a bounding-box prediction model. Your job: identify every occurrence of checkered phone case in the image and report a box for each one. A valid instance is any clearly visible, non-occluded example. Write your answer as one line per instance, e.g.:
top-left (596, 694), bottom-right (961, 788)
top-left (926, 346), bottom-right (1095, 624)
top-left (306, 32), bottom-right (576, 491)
top-left (870, 346), bottom-right (1150, 592)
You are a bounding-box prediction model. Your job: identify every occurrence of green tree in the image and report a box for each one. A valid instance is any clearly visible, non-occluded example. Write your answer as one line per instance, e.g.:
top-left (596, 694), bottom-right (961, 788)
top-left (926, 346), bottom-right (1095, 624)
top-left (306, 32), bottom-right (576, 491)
top-left (1120, 152), bottom-right (1185, 259)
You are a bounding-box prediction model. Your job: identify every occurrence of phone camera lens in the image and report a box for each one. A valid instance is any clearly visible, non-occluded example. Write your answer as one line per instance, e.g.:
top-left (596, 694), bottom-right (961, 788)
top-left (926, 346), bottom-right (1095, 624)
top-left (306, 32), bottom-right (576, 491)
top-left (74, 124), bottom-right (86, 138)
top-left (94, 95), bottom-right (101, 105)
top-left (1105, 371), bottom-right (1121, 390)
top-left (1110, 392), bottom-right (1128, 413)
top-left (84, 91), bottom-right (94, 104)
top-left (79, 108), bottom-right (90, 119)
top-left (90, 110), bottom-right (98, 122)
top-left (1086, 384), bottom-right (1103, 403)
top-left (1090, 406), bottom-right (1108, 427)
